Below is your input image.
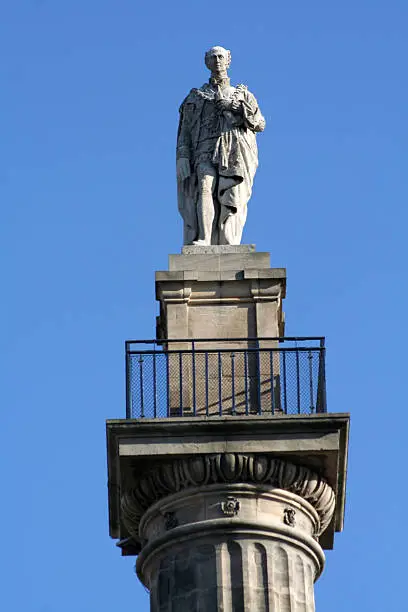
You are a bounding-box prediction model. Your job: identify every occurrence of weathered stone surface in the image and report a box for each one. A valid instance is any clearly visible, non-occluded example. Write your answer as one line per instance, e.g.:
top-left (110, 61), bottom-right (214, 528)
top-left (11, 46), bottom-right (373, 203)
top-left (155, 268), bottom-right (286, 282)
top-left (156, 249), bottom-right (286, 348)
top-left (134, 483), bottom-right (324, 611)
top-left (168, 251), bottom-right (271, 272)
top-left (182, 244), bottom-right (256, 255)
top-left (146, 538), bottom-right (317, 612)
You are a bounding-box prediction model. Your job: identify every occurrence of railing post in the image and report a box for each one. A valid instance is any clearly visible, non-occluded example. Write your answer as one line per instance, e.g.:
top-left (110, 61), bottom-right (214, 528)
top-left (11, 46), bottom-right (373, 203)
top-left (231, 352), bottom-right (236, 416)
top-left (218, 351), bottom-right (222, 416)
top-left (296, 348), bottom-right (301, 414)
top-left (179, 352), bottom-right (183, 417)
top-left (282, 350), bottom-right (288, 415)
top-left (244, 350), bottom-right (249, 415)
top-left (256, 341), bottom-right (262, 415)
top-left (139, 355), bottom-right (145, 418)
top-left (166, 350), bottom-right (170, 417)
top-left (153, 345), bottom-right (157, 419)
top-left (192, 340), bottom-right (196, 416)
top-left (316, 339), bottom-right (327, 413)
top-left (205, 351), bottom-right (209, 416)
top-left (322, 345), bottom-right (327, 413)
top-left (269, 349), bottom-right (275, 415)
top-left (125, 342), bottom-right (131, 419)
top-left (308, 350), bottom-right (315, 413)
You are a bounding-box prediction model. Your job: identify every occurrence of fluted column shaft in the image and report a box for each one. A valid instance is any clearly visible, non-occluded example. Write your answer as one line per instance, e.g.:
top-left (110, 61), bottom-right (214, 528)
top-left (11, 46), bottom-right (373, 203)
top-left (138, 485), bottom-right (322, 611)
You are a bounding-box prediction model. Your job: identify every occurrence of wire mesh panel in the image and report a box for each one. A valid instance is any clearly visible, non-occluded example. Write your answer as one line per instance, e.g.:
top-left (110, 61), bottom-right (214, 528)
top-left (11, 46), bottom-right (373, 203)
top-left (126, 338), bottom-right (326, 419)
top-left (128, 352), bottom-right (169, 418)
top-left (277, 349), bottom-right (323, 415)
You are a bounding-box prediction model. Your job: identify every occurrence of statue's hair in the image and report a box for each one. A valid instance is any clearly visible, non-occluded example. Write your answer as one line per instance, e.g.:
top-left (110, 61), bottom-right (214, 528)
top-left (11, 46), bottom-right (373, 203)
top-left (205, 46), bottom-right (231, 69)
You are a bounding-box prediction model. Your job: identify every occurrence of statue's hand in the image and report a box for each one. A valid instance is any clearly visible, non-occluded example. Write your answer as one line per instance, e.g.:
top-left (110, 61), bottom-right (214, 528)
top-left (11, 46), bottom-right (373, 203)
top-left (177, 158), bottom-right (191, 182)
top-left (215, 98), bottom-right (232, 112)
top-left (230, 99), bottom-right (242, 113)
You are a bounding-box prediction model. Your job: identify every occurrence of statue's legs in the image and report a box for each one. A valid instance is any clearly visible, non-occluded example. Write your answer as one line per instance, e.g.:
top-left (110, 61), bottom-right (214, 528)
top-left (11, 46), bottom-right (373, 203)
top-left (218, 180), bottom-right (248, 246)
top-left (219, 201), bottom-right (247, 245)
top-left (195, 162), bottom-right (218, 245)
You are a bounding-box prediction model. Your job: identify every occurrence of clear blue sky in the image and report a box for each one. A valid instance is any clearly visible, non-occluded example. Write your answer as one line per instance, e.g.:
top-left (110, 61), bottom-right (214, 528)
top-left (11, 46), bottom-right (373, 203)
top-left (1, 1), bottom-right (407, 610)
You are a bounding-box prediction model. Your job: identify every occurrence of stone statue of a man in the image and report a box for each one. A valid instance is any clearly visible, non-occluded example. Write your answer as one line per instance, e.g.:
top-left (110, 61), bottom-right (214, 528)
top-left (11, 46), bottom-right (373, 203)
top-left (176, 46), bottom-right (265, 246)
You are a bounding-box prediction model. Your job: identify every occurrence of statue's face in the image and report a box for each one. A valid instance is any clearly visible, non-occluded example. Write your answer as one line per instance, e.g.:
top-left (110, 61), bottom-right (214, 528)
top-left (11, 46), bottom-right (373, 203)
top-left (205, 48), bottom-right (230, 74)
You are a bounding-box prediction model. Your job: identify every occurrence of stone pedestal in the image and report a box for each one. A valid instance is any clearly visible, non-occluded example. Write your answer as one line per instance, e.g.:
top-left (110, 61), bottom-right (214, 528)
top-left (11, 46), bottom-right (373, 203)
top-left (156, 245), bottom-right (286, 342)
top-left (155, 245), bottom-right (286, 416)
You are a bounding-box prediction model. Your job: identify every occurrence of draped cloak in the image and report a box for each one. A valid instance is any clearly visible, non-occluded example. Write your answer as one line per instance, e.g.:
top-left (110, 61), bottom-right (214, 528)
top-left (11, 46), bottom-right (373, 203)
top-left (177, 83), bottom-right (265, 245)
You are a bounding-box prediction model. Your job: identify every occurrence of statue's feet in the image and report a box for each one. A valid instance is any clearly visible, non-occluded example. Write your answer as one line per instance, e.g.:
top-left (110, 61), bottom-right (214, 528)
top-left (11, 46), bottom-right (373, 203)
top-left (192, 239), bottom-right (209, 246)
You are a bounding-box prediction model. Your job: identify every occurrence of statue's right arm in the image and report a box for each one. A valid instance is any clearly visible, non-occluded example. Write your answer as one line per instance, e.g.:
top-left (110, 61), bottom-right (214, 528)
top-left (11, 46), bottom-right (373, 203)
top-left (176, 157), bottom-right (191, 181)
top-left (176, 100), bottom-right (193, 181)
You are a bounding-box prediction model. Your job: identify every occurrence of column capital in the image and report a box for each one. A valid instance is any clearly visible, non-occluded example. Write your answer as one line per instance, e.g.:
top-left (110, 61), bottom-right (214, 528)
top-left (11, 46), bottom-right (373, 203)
top-left (121, 453), bottom-right (335, 550)
top-left (121, 454), bottom-right (333, 611)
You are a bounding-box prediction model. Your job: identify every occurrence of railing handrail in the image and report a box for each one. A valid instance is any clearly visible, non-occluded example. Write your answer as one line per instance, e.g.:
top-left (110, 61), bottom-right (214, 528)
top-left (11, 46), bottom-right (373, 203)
top-left (127, 347), bottom-right (325, 355)
top-left (126, 336), bottom-right (325, 345)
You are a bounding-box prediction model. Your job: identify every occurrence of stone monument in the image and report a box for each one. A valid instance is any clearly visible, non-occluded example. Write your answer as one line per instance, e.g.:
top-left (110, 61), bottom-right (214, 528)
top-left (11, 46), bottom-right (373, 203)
top-left (177, 46), bottom-right (265, 246)
top-left (106, 46), bottom-right (350, 612)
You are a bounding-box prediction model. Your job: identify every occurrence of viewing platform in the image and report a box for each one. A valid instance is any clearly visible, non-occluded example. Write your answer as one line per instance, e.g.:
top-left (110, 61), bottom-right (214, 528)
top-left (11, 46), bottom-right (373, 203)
top-left (126, 337), bottom-right (327, 419)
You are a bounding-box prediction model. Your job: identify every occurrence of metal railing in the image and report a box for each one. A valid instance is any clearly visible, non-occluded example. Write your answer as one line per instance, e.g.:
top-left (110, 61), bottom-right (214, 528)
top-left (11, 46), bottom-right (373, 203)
top-left (125, 337), bottom-right (327, 419)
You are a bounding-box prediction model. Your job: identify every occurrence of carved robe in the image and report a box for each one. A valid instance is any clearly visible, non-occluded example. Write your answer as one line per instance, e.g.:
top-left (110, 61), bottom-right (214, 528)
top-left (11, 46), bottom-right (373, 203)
top-left (177, 82), bottom-right (265, 245)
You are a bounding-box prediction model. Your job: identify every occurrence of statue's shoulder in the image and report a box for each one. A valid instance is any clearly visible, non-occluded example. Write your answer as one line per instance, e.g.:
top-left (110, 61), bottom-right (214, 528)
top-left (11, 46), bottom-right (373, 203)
top-left (181, 85), bottom-right (208, 106)
top-left (179, 88), bottom-right (198, 112)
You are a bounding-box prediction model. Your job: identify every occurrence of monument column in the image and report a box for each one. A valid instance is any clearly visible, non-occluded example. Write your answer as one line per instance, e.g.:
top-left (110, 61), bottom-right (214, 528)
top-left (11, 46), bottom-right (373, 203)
top-left (105, 45), bottom-right (349, 612)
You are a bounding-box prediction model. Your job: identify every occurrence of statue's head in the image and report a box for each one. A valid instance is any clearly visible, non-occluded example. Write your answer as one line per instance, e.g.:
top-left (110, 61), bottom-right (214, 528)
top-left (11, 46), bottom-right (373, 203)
top-left (204, 46), bottom-right (231, 74)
